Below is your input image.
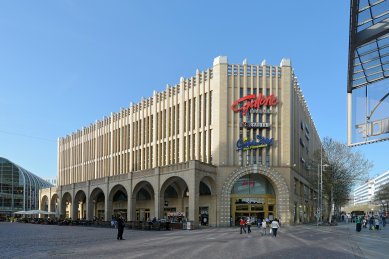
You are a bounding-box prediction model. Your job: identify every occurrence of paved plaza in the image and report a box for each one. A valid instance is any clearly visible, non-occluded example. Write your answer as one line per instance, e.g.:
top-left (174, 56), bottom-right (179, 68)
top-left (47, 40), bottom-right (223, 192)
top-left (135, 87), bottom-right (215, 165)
top-left (0, 222), bottom-right (388, 259)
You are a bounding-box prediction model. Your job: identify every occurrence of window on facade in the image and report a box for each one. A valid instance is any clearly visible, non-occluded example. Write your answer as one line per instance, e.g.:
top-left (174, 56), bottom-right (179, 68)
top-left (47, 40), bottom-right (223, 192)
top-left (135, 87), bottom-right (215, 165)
top-left (209, 129), bottom-right (212, 164)
top-left (177, 104), bottom-right (180, 134)
top-left (231, 174), bottom-right (275, 195)
top-left (204, 93), bottom-right (207, 127)
top-left (192, 134), bottom-right (195, 159)
top-left (266, 151), bottom-right (270, 166)
top-left (199, 132), bottom-right (202, 161)
top-left (188, 100), bottom-right (191, 132)
top-left (163, 110), bottom-right (166, 138)
top-left (150, 146), bottom-right (153, 166)
top-left (183, 136), bottom-right (186, 161)
top-left (199, 95), bottom-right (202, 128)
top-left (193, 97), bottom-right (196, 130)
top-left (294, 178), bottom-right (298, 194)
top-left (183, 102), bottom-right (187, 132)
top-left (150, 115), bottom-right (153, 142)
top-left (169, 107), bottom-right (172, 137)
top-left (199, 182), bottom-right (211, 195)
top-left (209, 91), bottom-right (212, 125)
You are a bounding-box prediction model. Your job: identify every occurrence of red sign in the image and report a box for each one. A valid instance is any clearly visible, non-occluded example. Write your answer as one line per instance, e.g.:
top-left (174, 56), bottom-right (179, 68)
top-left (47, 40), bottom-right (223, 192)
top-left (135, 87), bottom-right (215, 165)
top-left (231, 94), bottom-right (278, 116)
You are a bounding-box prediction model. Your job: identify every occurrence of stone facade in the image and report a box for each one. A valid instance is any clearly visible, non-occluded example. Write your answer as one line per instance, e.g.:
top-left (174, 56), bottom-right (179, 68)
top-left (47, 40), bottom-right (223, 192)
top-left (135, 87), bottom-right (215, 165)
top-left (40, 56), bottom-right (322, 227)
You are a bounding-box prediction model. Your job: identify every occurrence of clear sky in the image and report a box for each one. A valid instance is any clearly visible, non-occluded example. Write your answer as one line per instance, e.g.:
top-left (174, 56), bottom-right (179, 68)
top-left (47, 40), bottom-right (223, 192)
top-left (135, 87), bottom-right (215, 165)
top-left (0, 0), bottom-right (387, 180)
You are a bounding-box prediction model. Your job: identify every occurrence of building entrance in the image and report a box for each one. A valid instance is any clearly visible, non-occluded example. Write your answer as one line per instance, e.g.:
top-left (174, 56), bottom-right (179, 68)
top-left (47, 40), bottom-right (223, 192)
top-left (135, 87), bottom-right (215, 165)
top-left (231, 195), bottom-right (276, 226)
top-left (230, 173), bottom-right (276, 226)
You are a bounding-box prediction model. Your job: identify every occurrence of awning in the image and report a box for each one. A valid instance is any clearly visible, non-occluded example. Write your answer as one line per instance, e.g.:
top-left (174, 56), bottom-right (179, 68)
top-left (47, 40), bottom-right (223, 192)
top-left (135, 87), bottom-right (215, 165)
top-left (14, 210), bottom-right (56, 215)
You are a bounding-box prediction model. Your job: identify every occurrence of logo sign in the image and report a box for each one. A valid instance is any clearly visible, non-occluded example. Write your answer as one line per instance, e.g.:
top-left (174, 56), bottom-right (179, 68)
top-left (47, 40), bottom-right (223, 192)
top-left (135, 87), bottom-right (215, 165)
top-left (356, 117), bottom-right (389, 137)
top-left (231, 94), bottom-right (278, 116)
top-left (236, 135), bottom-right (273, 151)
top-left (241, 121), bottom-right (270, 129)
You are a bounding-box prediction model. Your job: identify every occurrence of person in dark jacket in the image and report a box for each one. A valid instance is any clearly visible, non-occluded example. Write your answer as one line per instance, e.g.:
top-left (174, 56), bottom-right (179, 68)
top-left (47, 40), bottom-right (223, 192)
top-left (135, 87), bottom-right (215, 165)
top-left (117, 213), bottom-right (125, 240)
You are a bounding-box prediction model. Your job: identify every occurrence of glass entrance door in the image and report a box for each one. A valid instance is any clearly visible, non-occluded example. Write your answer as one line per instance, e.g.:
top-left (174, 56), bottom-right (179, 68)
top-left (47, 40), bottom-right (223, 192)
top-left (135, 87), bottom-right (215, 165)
top-left (231, 195), bottom-right (276, 226)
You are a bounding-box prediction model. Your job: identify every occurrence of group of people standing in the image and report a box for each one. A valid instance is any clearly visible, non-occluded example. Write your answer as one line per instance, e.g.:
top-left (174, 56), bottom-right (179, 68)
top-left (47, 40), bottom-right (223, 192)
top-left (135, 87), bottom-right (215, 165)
top-left (239, 217), bottom-right (280, 237)
top-left (356, 214), bottom-right (386, 232)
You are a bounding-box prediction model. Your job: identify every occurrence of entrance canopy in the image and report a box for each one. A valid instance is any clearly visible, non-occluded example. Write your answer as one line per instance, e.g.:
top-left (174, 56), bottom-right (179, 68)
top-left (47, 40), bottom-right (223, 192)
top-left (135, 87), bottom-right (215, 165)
top-left (14, 210), bottom-right (55, 215)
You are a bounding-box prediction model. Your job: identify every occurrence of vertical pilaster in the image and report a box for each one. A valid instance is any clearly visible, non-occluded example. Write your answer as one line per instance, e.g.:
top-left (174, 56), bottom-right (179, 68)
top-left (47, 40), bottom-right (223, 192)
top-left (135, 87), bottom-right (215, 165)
top-left (188, 164), bottom-right (199, 226)
top-left (152, 92), bottom-right (157, 168)
top-left (212, 56), bottom-right (228, 166)
top-left (179, 78), bottom-right (185, 162)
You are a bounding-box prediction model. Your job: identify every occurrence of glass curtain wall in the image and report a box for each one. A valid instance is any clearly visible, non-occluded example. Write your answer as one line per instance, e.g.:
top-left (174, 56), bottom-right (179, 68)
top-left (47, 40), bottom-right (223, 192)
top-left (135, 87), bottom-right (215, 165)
top-left (0, 157), bottom-right (53, 219)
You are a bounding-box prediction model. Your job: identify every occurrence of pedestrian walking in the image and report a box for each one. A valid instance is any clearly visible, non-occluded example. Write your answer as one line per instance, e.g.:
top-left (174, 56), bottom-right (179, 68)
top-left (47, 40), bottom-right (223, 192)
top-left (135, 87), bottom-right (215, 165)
top-left (375, 217), bottom-right (380, 230)
top-left (362, 217), bottom-right (367, 228)
top-left (257, 218), bottom-right (262, 229)
top-left (261, 220), bottom-right (267, 236)
top-left (239, 218), bottom-right (246, 234)
top-left (246, 218), bottom-right (252, 233)
top-left (369, 216), bottom-right (374, 230)
top-left (271, 218), bottom-right (280, 237)
top-left (356, 217), bottom-right (361, 232)
top-left (116, 213), bottom-right (125, 240)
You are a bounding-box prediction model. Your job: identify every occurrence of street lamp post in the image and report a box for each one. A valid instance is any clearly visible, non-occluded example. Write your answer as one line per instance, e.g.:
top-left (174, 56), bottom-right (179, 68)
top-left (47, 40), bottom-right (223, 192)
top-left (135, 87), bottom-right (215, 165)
top-left (316, 146), bottom-right (330, 225)
top-left (317, 164), bottom-right (320, 226)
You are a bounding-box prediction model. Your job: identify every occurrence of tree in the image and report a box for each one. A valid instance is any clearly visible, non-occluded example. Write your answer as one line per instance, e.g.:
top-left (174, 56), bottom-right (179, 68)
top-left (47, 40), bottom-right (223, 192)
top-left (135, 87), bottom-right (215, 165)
top-left (318, 137), bottom-right (372, 222)
top-left (374, 182), bottom-right (389, 213)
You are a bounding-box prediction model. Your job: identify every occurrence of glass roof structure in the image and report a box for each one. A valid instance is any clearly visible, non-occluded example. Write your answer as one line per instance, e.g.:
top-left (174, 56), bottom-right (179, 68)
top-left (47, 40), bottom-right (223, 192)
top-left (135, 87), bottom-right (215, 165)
top-left (0, 157), bottom-right (53, 218)
top-left (347, 0), bottom-right (389, 92)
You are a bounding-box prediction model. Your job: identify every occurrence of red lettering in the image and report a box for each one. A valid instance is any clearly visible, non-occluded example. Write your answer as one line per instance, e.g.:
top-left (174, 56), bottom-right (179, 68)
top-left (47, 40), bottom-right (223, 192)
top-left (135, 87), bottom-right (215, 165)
top-left (231, 94), bottom-right (278, 115)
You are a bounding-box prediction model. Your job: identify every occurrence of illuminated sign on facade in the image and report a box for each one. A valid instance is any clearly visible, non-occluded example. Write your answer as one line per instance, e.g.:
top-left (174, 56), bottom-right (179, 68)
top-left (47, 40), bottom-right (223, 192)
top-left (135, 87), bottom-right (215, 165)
top-left (231, 93), bottom-right (277, 151)
top-left (241, 121), bottom-right (270, 129)
top-left (231, 93), bottom-right (278, 116)
top-left (236, 135), bottom-right (273, 151)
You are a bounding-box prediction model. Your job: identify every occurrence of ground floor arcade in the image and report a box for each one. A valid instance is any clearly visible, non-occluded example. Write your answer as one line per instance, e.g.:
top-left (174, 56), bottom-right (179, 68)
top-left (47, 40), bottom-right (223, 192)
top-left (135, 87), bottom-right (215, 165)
top-left (40, 161), bottom-right (317, 227)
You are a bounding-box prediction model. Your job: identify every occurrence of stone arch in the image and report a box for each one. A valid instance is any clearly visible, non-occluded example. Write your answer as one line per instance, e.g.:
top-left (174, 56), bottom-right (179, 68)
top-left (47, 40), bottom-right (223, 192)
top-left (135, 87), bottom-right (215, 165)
top-left (198, 175), bottom-right (217, 226)
top-left (74, 190), bottom-right (87, 219)
top-left (220, 165), bottom-right (290, 226)
top-left (132, 180), bottom-right (155, 198)
top-left (160, 176), bottom-right (189, 220)
top-left (50, 193), bottom-right (59, 216)
top-left (108, 184), bottom-right (128, 219)
top-left (40, 195), bottom-right (49, 211)
top-left (160, 176), bottom-right (188, 198)
top-left (199, 176), bottom-right (216, 195)
top-left (89, 187), bottom-right (105, 220)
top-left (132, 180), bottom-right (155, 221)
top-left (62, 192), bottom-right (72, 219)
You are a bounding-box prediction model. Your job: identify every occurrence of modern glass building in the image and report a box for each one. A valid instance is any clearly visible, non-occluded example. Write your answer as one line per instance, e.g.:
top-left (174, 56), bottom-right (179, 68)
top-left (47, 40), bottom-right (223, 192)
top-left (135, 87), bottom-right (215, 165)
top-left (0, 157), bottom-right (53, 220)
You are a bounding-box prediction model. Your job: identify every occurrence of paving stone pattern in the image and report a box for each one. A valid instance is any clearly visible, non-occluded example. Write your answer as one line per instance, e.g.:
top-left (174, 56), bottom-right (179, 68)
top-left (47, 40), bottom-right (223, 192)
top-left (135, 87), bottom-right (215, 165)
top-left (0, 222), bottom-right (387, 259)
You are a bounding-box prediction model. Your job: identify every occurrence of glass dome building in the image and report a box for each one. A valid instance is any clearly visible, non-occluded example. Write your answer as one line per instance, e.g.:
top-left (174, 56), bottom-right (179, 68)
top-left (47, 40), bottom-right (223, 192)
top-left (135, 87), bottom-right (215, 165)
top-left (0, 157), bottom-right (53, 220)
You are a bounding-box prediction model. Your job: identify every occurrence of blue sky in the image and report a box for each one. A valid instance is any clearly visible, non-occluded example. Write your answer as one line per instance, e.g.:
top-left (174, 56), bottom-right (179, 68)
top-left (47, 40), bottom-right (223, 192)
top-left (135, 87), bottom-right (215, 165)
top-left (0, 0), bottom-right (387, 180)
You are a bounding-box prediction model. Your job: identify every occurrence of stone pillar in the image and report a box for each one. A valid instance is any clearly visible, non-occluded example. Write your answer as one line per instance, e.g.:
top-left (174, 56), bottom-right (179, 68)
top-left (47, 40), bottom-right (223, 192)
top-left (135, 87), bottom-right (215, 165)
top-left (154, 168), bottom-right (161, 219)
top-left (128, 197), bottom-right (136, 221)
top-left (188, 166), bottom-right (200, 227)
top-left (71, 201), bottom-right (77, 220)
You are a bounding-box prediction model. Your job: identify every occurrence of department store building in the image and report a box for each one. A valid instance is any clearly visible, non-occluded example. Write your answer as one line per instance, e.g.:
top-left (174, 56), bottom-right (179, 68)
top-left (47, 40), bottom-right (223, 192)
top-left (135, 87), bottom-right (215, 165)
top-left (40, 56), bottom-right (322, 227)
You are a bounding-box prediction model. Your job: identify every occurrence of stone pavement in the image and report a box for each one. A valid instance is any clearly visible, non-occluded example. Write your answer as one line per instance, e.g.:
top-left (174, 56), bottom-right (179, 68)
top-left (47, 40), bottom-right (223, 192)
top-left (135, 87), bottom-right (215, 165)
top-left (335, 221), bottom-right (389, 258)
top-left (0, 221), bottom-right (387, 258)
